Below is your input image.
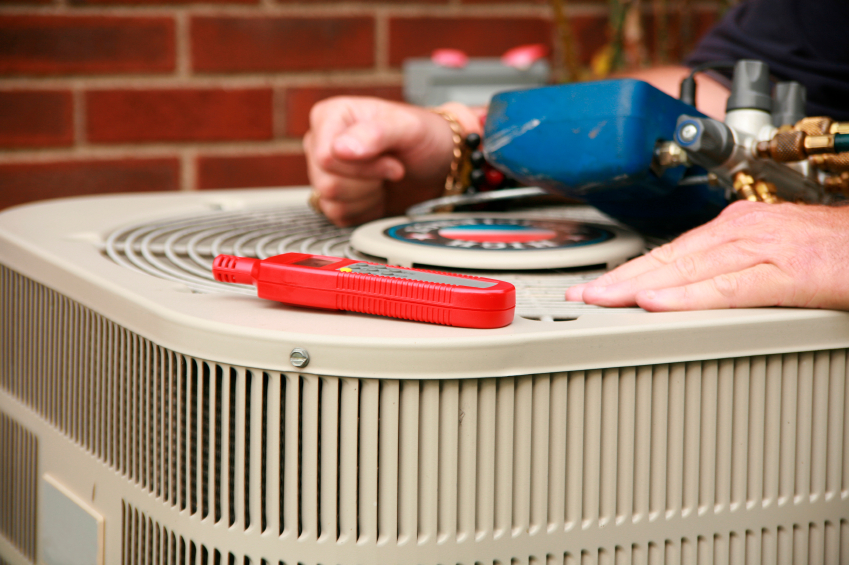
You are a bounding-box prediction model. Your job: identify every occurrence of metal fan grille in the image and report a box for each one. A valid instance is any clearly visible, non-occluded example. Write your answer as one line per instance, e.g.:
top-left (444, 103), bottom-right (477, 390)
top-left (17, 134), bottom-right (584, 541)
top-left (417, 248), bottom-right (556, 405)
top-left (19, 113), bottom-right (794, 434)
top-left (104, 204), bottom-right (643, 319)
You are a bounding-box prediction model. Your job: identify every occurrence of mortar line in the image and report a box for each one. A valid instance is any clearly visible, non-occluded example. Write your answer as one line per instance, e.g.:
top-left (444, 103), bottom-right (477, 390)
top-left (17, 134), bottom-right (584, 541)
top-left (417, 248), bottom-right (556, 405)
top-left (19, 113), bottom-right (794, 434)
top-left (181, 149), bottom-right (196, 192)
top-left (374, 7), bottom-right (389, 73)
top-left (175, 10), bottom-right (191, 79)
top-left (72, 83), bottom-right (87, 148)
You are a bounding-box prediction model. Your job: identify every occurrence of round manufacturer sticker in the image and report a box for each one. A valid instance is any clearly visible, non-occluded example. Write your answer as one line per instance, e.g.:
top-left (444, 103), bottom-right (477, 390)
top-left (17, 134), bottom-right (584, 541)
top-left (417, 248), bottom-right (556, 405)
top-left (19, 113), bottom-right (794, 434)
top-left (385, 218), bottom-right (612, 251)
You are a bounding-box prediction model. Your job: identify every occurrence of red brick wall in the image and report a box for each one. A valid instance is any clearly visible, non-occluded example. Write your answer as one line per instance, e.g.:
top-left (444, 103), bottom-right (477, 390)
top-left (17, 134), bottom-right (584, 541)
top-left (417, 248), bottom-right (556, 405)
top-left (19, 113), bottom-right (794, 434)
top-left (0, 0), bottom-right (720, 211)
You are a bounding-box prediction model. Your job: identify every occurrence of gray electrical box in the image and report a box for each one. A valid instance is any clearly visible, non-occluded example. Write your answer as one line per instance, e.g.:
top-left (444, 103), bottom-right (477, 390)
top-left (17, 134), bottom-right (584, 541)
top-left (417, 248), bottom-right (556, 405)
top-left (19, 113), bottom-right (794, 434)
top-left (403, 58), bottom-right (550, 107)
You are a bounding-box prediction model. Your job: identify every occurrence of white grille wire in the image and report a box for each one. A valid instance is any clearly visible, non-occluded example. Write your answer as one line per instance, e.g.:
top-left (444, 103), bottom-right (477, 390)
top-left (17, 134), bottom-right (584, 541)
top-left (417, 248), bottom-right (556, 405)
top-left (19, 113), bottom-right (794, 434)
top-left (102, 204), bottom-right (646, 319)
top-left (2, 263), bottom-right (848, 565)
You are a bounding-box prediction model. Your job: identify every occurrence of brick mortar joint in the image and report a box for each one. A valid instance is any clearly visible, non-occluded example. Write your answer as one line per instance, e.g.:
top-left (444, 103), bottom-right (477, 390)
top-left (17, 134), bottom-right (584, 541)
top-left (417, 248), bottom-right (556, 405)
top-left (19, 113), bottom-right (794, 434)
top-left (175, 11), bottom-right (191, 78)
top-left (0, 4), bottom-right (562, 16)
top-left (0, 73), bottom-right (405, 90)
top-left (0, 140), bottom-right (306, 164)
top-left (0, 2), bottom-right (721, 15)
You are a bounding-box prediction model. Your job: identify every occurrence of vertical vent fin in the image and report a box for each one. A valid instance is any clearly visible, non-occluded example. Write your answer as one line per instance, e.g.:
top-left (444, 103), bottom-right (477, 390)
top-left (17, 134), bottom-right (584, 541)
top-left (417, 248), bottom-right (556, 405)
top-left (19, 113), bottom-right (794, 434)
top-left (0, 410), bottom-right (38, 562)
top-left (377, 379), bottom-right (399, 546)
top-left (336, 377), bottom-right (358, 543)
top-left (122, 501), bottom-right (240, 565)
top-left (456, 378), bottom-right (478, 543)
top-left (397, 378), bottom-right (420, 545)
top-left (300, 374), bottom-right (320, 541)
top-left (358, 378), bottom-right (379, 544)
top-left (317, 376), bottom-right (337, 543)
top-left (2, 265), bottom-right (849, 563)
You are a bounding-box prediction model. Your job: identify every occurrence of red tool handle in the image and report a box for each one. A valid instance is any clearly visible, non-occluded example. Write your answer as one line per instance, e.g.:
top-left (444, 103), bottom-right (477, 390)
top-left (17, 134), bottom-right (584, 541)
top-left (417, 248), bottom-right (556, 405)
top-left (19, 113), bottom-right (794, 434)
top-left (213, 252), bottom-right (515, 329)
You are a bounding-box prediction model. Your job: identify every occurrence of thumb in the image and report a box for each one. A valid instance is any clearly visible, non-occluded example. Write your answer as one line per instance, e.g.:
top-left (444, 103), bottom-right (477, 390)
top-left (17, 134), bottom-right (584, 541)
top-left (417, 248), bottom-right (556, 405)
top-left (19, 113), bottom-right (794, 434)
top-left (332, 118), bottom-right (419, 161)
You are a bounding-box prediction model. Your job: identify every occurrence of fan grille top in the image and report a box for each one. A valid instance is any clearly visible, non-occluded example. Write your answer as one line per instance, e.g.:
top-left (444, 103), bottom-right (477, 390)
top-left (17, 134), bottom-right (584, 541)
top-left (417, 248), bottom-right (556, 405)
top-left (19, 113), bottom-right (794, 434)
top-left (103, 203), bottom-right (642, 319)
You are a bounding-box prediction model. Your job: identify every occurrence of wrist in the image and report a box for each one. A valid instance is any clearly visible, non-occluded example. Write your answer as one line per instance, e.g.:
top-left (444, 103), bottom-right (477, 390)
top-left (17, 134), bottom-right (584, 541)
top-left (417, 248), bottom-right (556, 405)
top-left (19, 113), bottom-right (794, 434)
top-left (435, 102), bottom-right (485, 137)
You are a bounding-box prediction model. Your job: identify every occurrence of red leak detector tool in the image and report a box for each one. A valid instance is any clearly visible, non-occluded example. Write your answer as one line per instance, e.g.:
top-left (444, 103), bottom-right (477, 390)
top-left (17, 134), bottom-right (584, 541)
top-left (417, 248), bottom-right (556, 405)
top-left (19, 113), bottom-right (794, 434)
top-left (213, 252), bottom-right (515, 329)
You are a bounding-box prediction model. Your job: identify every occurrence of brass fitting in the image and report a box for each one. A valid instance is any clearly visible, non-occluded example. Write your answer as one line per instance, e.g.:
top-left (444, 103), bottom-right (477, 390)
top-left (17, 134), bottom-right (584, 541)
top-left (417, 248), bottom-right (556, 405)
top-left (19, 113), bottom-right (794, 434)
top-left (653, 141), bottom-right (689, 170)
top-left (829, 122), bottom-right (849, 135)
top-left (804, 134), bottom-right (836, 154)
top-left (823, 172), bottom-right (849, 194)
top-left (753, 180), bottom-right (782, 203)
top-left (810, 153), bottom-right (849, 173)
top-left (756, 130), bottom-right (806, 161)
top-left (733, 172), bottom-right (783, 203)
top-left (758, 129), bottom-right (841, 161)
top-left (733, 172), bottom-right (759, 202)
top-left (794, 116), bottom-right (833, 136)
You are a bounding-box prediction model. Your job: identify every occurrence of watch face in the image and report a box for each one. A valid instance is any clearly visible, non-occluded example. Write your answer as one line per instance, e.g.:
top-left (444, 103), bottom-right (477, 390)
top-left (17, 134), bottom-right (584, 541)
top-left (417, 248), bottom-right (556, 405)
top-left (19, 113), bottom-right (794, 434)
top-left (385, 218), bottom-right (613, 251)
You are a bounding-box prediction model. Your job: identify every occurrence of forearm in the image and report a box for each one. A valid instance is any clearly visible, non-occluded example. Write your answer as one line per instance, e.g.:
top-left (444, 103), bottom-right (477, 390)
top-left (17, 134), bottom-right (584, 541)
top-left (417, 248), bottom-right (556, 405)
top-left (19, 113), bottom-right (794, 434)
top-left (614, 65), bottom-right (729, 120)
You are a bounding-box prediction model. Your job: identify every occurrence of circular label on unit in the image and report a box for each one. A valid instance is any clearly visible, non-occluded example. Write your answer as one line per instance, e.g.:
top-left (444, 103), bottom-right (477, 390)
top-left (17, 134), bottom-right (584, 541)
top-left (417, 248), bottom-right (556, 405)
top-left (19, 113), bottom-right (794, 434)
top-left (350, 214), bottom-right (645, 270)
top-left (385, 218), bottom-right (612, 250)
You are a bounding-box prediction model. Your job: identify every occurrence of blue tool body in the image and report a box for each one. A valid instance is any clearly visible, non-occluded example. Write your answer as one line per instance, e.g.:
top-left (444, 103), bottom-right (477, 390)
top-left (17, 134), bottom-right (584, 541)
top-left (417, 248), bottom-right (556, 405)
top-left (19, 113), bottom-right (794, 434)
top-left (484, 79), bottom-right (728, 235)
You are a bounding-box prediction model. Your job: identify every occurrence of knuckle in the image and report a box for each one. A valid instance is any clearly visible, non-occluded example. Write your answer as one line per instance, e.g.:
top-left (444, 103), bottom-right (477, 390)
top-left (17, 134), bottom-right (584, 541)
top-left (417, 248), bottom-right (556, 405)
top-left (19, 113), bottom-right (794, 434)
top-left (722, 199), bottom-right (759, 216)
top-left (318, 154), bottom-right (335, 171)
top-left (312, 147), bottom-right (336, 171)
top-left (710, 273), bottom-right (741, 300)
top-left (308, 98), bottom-right (331, 125)
top-left (724, 204), bottom-right (782, 233)
top-left (318, 201), bottom-right (349, 226)
top-left (729, 209), bottom-right (768, 229)
top-left (311, 177), bottom-right (341, 200)
top-left (648, 243), bottom-right (676, 264)
top-left (674, 254), bottom-right (700, 281)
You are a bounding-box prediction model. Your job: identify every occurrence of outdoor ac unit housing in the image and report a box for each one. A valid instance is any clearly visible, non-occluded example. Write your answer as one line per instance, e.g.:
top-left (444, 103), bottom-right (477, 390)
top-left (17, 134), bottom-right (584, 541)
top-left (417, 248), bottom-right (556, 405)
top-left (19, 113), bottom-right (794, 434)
top-left (1, 188), bottom-right (848, 565)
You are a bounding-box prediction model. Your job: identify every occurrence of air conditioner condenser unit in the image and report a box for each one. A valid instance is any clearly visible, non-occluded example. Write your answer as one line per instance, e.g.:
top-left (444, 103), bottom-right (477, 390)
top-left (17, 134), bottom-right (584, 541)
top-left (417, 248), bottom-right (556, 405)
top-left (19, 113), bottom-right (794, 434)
top-left (1, 188), bottom-right (848, 565)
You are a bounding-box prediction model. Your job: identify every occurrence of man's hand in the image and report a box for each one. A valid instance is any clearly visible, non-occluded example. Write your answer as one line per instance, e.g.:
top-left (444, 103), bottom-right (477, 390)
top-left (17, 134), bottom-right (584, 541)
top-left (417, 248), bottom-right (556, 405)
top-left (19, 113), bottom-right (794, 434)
top-left (304, 96), bottom-right (480, 226)
top-left (566, 201), bottom-right (849, 311)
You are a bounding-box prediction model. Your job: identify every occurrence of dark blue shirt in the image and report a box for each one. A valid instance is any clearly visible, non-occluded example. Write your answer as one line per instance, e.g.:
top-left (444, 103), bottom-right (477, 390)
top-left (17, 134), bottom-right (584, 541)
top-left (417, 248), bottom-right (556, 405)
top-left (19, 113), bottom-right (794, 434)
top-left (686, 0), bottom-right (849, 120)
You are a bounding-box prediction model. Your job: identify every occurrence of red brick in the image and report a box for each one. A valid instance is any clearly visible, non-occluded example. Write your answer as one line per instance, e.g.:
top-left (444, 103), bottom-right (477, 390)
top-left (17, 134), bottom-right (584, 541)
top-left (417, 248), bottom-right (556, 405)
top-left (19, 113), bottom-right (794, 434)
top-left (570, 14), bottom-right (610, 65)
top-left (191, 16), bottom-right (374, 73)
top-left (643, 9), bottom-right (718, 63)
top-left (0, 90), bottom-right (73, 148)
top-left (0, 158), bottom-right (179, 211)
top-left (86, 88), bottom-right (273, 143)
top-left (197, 153), bottom-right (309, 190)
top-left (460, 0), bottom-right (549, 3)
top-left (0, 16), bottom-right (175, 75)
top-left (274, 0), bottom-right (445, 2)
top-left (72, 0), bottom-right (255, 5)
top-left (285, 85), bottom-right (404, 137)
top-left (389, 17), bottom-right (552, 66)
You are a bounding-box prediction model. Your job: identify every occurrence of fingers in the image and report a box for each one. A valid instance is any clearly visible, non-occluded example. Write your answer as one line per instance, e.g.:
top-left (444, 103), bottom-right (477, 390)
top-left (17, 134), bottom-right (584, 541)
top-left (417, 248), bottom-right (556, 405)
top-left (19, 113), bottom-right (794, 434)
top-left (567, 201), bottom-right (849, 312)
top-left (587, 207), bottom-right (754, 288)
top-left (565, 201), bottom-right (771, 305)
top-left (580, 240), bottom-right (762, 307)
top-left (305, 96), bottom-right (455, 226)
top-left (330, 120), bottom-right (412, 162)
top-left (317, 193), bottom-right (385, 227)
top-left (309, 97), bottom-right (425, 169)
top-left (635, 263), bottom-right (793, 311)
top-left (564, 241), bottom-right (708, 305)
top-left (305, 125), bottom-right (406, 184)
top-left (564, 283), bottom-right (587, 302)
top-left (308, 170), bottom-right (384, 226)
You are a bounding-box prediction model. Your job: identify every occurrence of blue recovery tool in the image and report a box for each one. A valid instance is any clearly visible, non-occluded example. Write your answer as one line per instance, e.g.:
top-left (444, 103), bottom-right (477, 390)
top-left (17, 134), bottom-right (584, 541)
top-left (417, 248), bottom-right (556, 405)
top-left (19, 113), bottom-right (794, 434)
top-left (484, 79), bottom-right (728, 236)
